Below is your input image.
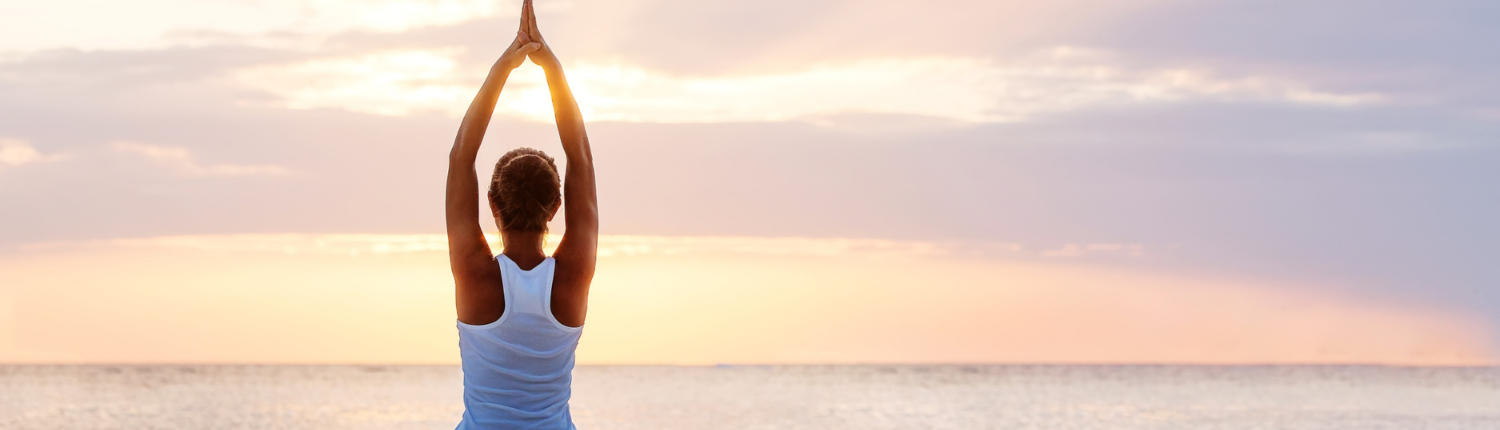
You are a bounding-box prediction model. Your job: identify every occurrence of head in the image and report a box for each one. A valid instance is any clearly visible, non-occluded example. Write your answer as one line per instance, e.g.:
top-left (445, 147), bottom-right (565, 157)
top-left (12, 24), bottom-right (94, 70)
top-left (488, 147), bottom-right (562, 235)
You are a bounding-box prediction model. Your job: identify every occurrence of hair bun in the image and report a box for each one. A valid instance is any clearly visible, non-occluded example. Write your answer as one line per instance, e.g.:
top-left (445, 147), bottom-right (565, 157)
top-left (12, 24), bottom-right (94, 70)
top-left (488, 148), bottom-right (561, 233)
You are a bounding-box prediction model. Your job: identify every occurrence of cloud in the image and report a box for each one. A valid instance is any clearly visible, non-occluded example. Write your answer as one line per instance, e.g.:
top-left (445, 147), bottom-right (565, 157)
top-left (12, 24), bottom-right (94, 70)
top-left (0, 138), bottom-right (65, 168)
top-left (233, 47), bottom-right (1379, 123)
top-left (551, 54), bottom-right (1378, 123)
top-left (1, 0), bottom-right (1173, 56)
top-left (233, 48), bottom-right (476, 116)
top-left (112, 141), bottom-right (291, 176)
top-left (0, 0), bottom-right (514, 52)
top-left (1040, 243), bottom-right (1150, 258)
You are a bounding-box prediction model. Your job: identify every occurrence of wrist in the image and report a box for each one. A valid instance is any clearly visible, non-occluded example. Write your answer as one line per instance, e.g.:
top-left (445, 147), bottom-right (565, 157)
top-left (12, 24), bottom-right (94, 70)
top-left (487, 67), bottom-right (517, 85)
top-left (539, 59), bottom-right (563, 74)
top-left (535, 49), bottom-right (562, 70)
top-left (490, 59), bottom-right (515, 74)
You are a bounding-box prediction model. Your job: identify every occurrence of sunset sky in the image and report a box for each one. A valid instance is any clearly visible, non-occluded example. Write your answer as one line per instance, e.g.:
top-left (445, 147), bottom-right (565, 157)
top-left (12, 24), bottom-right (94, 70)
top-left (2, 0), bottom-right (1498, 365)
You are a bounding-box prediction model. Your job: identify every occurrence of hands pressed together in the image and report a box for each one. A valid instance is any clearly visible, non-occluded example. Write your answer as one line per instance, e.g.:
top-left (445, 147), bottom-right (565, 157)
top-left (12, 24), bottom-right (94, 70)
top-left (496, 0), bottom-right (561, 72)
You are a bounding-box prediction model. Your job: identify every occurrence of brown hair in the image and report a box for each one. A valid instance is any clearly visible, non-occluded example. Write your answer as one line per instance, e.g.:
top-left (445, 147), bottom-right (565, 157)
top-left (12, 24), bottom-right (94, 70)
top-left (488, 147), bottom-right (561, 233)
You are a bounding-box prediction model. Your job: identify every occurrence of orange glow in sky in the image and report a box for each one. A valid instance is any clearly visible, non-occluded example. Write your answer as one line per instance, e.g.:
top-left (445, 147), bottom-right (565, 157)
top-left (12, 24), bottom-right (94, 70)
top-left (1, 235), bottom-right (1491, 365)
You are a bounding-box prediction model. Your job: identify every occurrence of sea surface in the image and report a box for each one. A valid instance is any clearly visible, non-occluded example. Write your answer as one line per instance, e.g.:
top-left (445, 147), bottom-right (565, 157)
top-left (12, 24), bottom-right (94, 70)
top-left (2, 365), bottom-right (1498, 429)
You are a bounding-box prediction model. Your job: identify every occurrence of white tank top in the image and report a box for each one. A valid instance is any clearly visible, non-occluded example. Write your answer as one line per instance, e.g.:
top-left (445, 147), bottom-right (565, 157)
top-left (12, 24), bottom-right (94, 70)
top-left (456, 255), bottom-right (583, 430)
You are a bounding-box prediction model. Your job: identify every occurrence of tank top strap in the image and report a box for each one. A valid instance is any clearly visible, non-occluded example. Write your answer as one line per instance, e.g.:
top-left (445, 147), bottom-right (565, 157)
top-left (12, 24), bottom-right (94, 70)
top-left (496, 255), bottom-right (556, 316)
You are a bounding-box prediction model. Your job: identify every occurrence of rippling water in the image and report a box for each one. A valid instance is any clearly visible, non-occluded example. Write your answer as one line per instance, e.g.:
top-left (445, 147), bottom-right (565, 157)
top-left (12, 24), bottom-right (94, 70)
top-left (3, 365), bottom-right (1498, 429)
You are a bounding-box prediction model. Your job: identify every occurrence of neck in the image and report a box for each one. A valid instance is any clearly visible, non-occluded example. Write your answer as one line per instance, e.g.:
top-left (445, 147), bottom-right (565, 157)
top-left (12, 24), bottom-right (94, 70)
top-left (500, 230), bottom-right (547, 267)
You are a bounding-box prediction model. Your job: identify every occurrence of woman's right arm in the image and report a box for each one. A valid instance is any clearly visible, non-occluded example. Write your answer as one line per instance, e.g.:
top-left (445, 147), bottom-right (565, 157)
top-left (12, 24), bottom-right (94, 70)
top-left (447, 28), bottom-right (540, 325)
top-left (522, 0), bottom-right (598, 327)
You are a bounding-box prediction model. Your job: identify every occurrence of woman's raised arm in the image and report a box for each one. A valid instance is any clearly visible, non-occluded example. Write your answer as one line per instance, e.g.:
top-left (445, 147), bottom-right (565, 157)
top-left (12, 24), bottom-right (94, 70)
top-left (523, 0), bottom-right (598, 326)
top-left (446, 23), bottom-right (541, 324)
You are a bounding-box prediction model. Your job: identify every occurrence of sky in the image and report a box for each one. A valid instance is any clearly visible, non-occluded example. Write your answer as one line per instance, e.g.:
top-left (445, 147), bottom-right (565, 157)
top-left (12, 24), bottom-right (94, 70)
top-left (1, 0), bottom-right (1498, 365)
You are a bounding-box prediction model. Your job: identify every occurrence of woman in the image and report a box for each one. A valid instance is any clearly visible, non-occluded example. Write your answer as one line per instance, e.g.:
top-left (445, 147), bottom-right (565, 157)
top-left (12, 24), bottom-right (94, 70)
top-left (444, 0), bottom-right (597, 428)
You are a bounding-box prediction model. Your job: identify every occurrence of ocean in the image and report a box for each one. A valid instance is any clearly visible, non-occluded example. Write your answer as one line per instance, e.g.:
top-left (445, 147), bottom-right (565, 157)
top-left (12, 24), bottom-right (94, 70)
top-left (2, 365), bottom-right (1497, 429)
